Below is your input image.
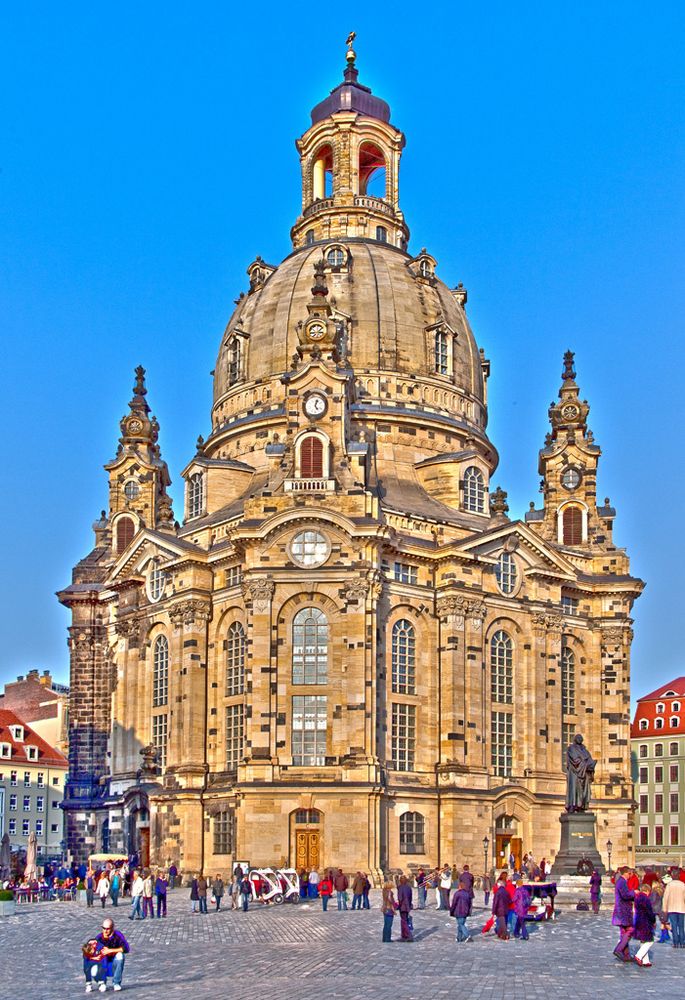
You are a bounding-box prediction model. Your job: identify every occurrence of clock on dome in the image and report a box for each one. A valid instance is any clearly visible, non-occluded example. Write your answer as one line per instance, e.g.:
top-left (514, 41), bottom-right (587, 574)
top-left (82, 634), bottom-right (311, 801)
top-left (307, 322), bottom-right (326, 342)
top-left (303, 392), bottom-right (327, 419)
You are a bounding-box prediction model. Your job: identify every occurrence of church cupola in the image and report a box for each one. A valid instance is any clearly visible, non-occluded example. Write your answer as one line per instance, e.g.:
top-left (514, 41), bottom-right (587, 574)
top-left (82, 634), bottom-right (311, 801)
top-left (291, 34), bottom-right (409, 250)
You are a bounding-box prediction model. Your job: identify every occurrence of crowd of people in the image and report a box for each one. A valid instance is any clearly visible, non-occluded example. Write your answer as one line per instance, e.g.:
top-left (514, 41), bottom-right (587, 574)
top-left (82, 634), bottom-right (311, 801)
top-left (612, 864), bottom-right (685, 965)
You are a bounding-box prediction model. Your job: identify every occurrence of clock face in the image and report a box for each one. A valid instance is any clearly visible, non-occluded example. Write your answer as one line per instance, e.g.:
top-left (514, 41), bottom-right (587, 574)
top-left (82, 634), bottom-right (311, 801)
top-left (128, 419), bottom-right (143, 434)
top-left (304, 393), bottom-right (327, 419)
top-left (561, 404), bottom-right (579, 420)
top-left (308, 323), bottom-right (325, 341)
top-left (561, 467), bottom-right (582, 491)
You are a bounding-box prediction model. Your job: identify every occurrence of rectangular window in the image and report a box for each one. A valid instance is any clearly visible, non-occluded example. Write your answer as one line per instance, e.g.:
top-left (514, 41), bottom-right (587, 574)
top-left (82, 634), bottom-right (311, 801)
top-left (671, 792), bottom-right (679, 813)
top-left (213, 810), bottom-right (235, 855)
top-left (36, 796), bottom-right (44, 813)
top-left (226, 565), bottom-right (242, 587)
top-left (391, 703), bottom-right (416, 772)
top-left (9, 794), bottom-right (17, 810)
top-left (37, 772), bottom-right (45, 788)
top-left (399, 812), bottom-right (425, 854)
top-left (393, 562), bottom-right (418, 585)
top-left (639, 826), bottom-right (648, 846)
top-left (35, 820), bottom-right (43, 836)
top-left (670, 742), bottom-right (679, 755)
top-left (435, 331), bottom-right (449, 375)
top-left (655, 766), bottom-right (664, 783)
top-left (639, 767), bottom-right (648, 783)
top-left (655, 825), bottom-right (663, 846)
top-left (22, 819), bottom-right (30, 836)
top-left (639, 794), bottom-right (648, 813)
top-left (23, 771), bottom-right (30, 786)
top-left (292, 696), bottom-right (327, 766)
top-left (670, 826), bottom-right (680, 846)
top-left (51, 824), bottom-right (58, 834)
top-left (671, 765), bottom-right (679, 782)
top-left (639, 745), bottom-right (647, 758)
top-left (8, 820), bottom-right (16, 836)
top-left (225, 704), bottom-right (245, 772)
top-left (562, 723), bottom-right (576, 766)
top-left (0, 744), bottom-right (10, 759)
top-left (491, 711), bottom-right (513, 778)
top-left (52, 777), bottom-right (59, 786)
top-left (655, 793), bottom-right (663, 813)
top-left (23, 795), bottom-right (31, 811)
top-left (151, 714), bottom-right (168, 769)
top-left (10, 770), bottom-right (17, 786)
top-left (561, 595), bottom-right (579, 615)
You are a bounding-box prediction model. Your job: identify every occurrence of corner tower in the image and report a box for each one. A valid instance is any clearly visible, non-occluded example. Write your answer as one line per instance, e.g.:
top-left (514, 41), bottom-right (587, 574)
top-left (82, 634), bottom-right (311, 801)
top-left (291, 36), bottom-right (408, 250)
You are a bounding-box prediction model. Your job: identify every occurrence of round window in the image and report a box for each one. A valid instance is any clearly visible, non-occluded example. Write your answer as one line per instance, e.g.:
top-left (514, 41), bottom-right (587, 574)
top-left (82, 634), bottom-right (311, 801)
top-left (124, 481), bottom-right (140, 500)
top-left (147, 564), bottom-right (167, 602)
top-left (495, 551), bottom-right (518, 595)
top-left (561, 467), bottom-right (581, 491)
top-left (290, 530), bottom-right (330, 568)
top-left (326, 247), bottom-right (345, 267)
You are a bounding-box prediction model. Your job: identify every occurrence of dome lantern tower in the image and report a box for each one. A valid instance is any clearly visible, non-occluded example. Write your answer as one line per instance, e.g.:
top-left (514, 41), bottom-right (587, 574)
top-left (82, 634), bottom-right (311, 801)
top-left (291, 34), bottom-right (409, 250)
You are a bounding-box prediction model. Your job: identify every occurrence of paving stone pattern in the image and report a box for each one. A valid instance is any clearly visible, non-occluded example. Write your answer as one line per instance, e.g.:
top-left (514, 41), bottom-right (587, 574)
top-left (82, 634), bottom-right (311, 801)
top-left (0, 892), bottom-right (683, 1000)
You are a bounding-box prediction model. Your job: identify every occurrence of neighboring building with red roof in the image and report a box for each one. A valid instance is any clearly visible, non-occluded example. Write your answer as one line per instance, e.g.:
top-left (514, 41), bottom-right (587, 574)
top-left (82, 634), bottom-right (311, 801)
top-left (0, 708), bottom-right (67, 856)
top-left (0, 669), bottom-right (69, 755)
top-left (631, 678), bottom-right (685, 864)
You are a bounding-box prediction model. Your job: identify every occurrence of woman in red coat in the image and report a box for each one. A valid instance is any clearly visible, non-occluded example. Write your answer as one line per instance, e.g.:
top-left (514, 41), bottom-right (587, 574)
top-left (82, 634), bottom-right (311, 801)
top-left (318, 874), bottom-right (333, 912)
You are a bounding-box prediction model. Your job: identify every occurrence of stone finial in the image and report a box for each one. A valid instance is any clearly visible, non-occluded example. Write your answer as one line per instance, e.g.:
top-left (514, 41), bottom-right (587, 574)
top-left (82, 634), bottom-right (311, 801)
top-left (490, 485), bottom-right (509, 516)
top-left (196, 434), bottom-right (205, 454)
top-left (562, 349), bottom-right (576, 381)
top-left (311, 259), bottom-right (328, 298)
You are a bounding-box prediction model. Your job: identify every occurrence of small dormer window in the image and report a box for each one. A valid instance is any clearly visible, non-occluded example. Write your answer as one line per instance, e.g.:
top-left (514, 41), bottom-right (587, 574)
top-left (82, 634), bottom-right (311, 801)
top-left (655, 717), bottom-right (664, 730)
top-left (187, 472), bottom-right (204, 520)
top-left (671, 717), bottom-right (680, 729)
top-left (419, 258), bottom-right (432, 279)
top-left (639, 719), bottom-right (648, 731)
top-left (9, 725), bottom-right (24, 742)
top-left (463, 466), bottom-right (486, 514)
top-left (0, 743), bottom-right (11, 759)
top-left (227, 337), bottom-right (241, 386)
top-left (435, 330), bottom-right (448, 375)
top-left (657, 703), bottom-right (665, 714)
top-left (25, 745), bottom-right (38, 761)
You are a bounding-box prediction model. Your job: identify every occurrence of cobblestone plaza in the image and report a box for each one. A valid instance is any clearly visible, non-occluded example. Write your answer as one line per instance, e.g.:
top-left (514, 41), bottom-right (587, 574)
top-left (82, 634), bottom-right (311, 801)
top-left (1, 893), bottom-right (683, 999)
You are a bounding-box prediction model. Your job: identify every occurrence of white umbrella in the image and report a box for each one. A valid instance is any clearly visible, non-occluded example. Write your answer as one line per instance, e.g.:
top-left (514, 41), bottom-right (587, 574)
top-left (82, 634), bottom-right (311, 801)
top-left (0, 832), bottom-right (10, 880)
top-left (24, 831), bottom-right (38, 880)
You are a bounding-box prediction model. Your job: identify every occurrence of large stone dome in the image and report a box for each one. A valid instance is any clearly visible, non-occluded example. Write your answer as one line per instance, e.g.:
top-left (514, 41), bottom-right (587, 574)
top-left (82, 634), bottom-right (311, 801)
top-left (213, 238), bottom-right (486, 430)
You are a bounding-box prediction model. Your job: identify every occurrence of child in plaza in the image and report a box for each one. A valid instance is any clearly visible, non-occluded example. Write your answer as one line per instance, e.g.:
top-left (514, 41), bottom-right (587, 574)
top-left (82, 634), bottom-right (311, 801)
top-left (633, 884), bottom-right (656, 966)
top-left (512, 881), bottom-right (530, 940)
top-left (82, 938), bottom-right (103, 993)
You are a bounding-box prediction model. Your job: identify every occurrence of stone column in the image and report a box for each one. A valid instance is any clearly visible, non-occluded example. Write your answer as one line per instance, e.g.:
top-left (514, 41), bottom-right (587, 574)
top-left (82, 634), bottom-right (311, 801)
top-left (241, 578), bottom-right (276, 775)
top-left (436, 595), bottom-right (467, 767)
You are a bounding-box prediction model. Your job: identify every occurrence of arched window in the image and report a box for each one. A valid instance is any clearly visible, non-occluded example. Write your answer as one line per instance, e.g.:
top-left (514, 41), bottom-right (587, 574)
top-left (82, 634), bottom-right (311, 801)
top-left (495, 552), bottom-right (518, 595)
top-left (375, 225), bottom-right (388, 243)
top-left (670, 742), bottom-right (679, 755)
top-left (392, 619), bottom-right (416, 695)
top-left (490, 630), bottom-right (513, 704)
top-left (656, 703), bottom-right (665, 714)
top-left (463, 467), bottom-right (485, 514)
top-left (655, 718), bottom-right (664, 730)
top-left (292, 607), bottom-right (328, 684)
top-left (227, 337), bottom-right (241, 385)
top-left (435, 330), bottom-right (448, 375)
top-left (226, 622), bottom-right (245, 696)
top-left (305, 229), bottom-right (315, 245)
top-left (671, 717), bottom-right (680, 729)
top-left (115, 516), bottom-right (135, 554)
top-left (153, 635), bottom-right (169, 707)
top-left (359, 143), bottom-right (386, 198)
top-left (673, 701), bottom-right (681, 712)
top-left (655, 743), bottom-right (664, 756)
top-left (562, 506), bottom-right (583, 546)
top-left (300, 435), bottom-right (324, 478)
top-left (639, 744), bottom-right (647, 757)
top-left (561, 645), bottom-right (575, 715)
top-left (312, 144), bottom-right (333, 200)
top-left (188, 472), bottom-right (204, 519)
top-left (419, 259), bottom-right (432, 279)
top-left (639, 719), bottom-right (648, 730)
top-left (399, 811), bottom-right (425, 854)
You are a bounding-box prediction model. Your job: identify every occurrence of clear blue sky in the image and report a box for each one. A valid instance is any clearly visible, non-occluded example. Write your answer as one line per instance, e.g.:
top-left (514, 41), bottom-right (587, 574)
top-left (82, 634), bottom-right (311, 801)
top-left (2, 2), bottom-right (684, 705)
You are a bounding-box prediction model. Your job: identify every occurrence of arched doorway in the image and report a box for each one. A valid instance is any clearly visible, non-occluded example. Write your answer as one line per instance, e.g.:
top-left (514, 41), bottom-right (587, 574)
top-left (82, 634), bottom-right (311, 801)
top-left (291, 808), bottom-right (322, 871)
top-left (495, 814), bottom-right (521, 870)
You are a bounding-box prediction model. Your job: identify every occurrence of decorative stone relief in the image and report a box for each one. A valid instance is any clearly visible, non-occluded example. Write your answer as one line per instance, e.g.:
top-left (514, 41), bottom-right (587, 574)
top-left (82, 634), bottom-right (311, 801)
top-left (169, 600), bottom-right (211, 628)
top-left (343, 581), bottom-right (368, 604)
top-left (241, 578), bottom-right (275, 613)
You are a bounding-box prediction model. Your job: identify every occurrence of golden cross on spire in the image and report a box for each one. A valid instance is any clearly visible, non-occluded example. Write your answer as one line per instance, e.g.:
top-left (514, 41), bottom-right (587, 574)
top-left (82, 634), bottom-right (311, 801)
top-left (346, 31), bottom-right (357, 64)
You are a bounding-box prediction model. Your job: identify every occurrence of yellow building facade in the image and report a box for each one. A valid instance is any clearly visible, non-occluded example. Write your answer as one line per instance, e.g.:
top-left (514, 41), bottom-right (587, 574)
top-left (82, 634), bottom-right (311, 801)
top-left (59, 46), bottom-right (643, 878)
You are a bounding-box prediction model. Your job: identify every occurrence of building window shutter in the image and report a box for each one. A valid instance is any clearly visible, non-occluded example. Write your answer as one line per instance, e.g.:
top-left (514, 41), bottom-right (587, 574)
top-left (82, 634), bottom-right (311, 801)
top-left (300, 436), bottom-right (324, 478)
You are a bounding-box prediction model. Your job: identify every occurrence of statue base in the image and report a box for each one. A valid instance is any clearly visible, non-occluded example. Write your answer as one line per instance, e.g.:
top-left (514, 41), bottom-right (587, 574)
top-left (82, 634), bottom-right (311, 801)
top-left (550, 811), bottom-right (605, 878)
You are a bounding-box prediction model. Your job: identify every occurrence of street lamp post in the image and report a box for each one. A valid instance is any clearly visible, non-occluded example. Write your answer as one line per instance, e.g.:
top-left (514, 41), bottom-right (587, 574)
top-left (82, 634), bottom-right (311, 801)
top-left (606, 839), bottom-right (613, 874)
top-left (483, 835), bottom-right (490, 876)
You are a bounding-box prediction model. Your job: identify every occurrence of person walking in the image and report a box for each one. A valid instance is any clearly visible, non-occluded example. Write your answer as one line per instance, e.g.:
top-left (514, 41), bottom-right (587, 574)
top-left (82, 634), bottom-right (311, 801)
top-left (129, 870), bottom-right (144, 921)
top-left (482, 872), bottom-right (492, 908)
top-left (512, 881), bottom-right (530, 940)
top-left (190, 874), bottom-right (200, 914)
top-left (461, 865), bottom-right (475, 915)
top-left (397, 875), bottom-right (414, 942)
top-left (92, 918), bottom-right (130, 992)
top-left (155, 871), bottom-right (168, 918)
top-left (415, 867), bottom-right (427, 910)
top-left (230, 872), bottom-right (241, 910)
top-left (352, 871), bottom-right (366, 910)
top-left (168, 863), bottom-right (177, 890)
top-left (308, 868), bottom-right (320, 899)
top-left (239, 875), bottom-right (251, 912)
top-left (85, 870), bottom-right (95, 908)
top-left (492, 873), bottom-right (510, 940)
top-left (381, 881), bottom-right (398, 943)
top-left (142, 870), bottom-right (154, 919)
top-left (110, 870), bottom-right (121, 908)
top-left (318, 872), bottom-right (333, 911)
top-left (589, 869), bottom-right (602, 914)
top-left (612, 866), bottom-right (636, 961)
top-left (662, 868), bottom-right (685, 947)
top-left (449, 878), bottom-right (472, 943)
top-left (97, 873), bottom-right (110, 910)
top-left (633, 884), bottom-right (657, 966)
top-left (334, 869), bottom-right (349, 910)
top-left (198, 874), bottom-right (208, 914)
top-left (212, 874), bottom-right (224, 912)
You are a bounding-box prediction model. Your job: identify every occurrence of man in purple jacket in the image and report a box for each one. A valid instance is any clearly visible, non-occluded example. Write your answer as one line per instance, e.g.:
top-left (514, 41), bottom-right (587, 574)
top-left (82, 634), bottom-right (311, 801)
top-left (449, 880), bottom-right (473, 942)
top-left (397, 875), bottom-right (414, 942)
top-left (612, 866), bottom-right (636, 961)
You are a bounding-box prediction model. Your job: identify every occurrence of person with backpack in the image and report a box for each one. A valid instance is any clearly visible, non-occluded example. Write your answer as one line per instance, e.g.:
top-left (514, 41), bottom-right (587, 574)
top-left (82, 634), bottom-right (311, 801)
top-left (318, 872), bottom-right (333, 911)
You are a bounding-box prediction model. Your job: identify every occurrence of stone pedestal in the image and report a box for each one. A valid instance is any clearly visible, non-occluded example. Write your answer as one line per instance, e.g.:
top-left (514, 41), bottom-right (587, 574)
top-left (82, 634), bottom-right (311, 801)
top-left (551, 811), bottom-right (605, 878)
